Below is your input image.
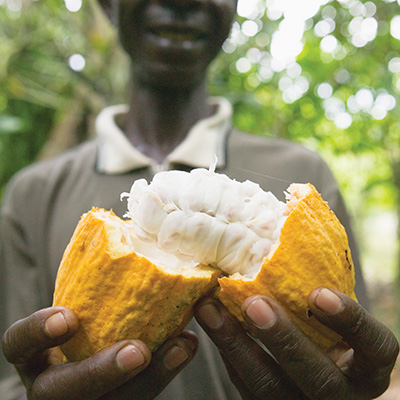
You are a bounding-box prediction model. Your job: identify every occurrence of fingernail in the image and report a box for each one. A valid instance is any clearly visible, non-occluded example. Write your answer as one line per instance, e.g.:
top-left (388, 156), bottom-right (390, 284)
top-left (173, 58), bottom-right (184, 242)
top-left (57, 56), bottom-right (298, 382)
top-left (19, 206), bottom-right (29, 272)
top-left (246, 298), bottom-right (276, 329)
top-left (44, 312), bottom-right (68, 338)
top-left (196, 302), bottom-right (223, 330)
top-left (116, 344), bottom-right (146, 371)
top-left (315, 288), bottom-right (343, 314)
top-left (163, 345), bottom-right (189, 371)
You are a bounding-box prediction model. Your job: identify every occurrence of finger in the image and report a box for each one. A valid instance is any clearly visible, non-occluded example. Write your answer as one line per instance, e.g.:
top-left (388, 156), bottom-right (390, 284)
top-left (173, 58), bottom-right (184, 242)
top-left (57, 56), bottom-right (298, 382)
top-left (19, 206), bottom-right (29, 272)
top-left (106, 330), bottom-right (199, 400)
top-left (242, 295), bottom-right (352, 400)
top-left (1, 307), bottom-right (79, 366)
top-left (30, 339), bottom-right (151, 400)
top-left (309, 287), bottom-right (400, 396)
top-left (309, 287), bottom-right (399, 368)
top-left (195, 297), bottom-right (301, 399)
top-left (33, 331), bottom-right (197, 400)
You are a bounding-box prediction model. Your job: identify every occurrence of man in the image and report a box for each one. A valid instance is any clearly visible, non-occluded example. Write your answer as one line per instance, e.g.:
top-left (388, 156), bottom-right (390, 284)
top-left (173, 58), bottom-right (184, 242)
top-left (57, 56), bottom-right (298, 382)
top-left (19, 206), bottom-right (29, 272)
top-left (1, 0), bottom-right (398, 398)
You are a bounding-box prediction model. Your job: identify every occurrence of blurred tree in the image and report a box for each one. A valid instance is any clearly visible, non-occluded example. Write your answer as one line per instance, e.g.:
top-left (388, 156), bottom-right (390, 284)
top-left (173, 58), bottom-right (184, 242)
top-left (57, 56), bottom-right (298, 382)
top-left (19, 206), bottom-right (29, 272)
top-left (209, 0), bottom-right (400, 216)
top-left (0, 0), bottom-right (399, 325)
top-left (0, 0), bottom-right (129, 196)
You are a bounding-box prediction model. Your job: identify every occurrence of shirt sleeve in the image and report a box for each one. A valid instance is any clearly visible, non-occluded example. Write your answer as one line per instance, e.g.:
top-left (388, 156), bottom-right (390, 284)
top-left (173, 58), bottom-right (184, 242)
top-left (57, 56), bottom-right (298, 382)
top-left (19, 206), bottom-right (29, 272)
top-left (0, 175), bottom-right (43, 400)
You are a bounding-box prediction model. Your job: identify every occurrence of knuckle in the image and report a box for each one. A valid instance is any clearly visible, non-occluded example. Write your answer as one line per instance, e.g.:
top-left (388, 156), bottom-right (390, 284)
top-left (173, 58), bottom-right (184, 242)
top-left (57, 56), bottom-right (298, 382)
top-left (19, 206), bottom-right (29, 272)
top-left (346, 306), bottom-right (366, 337)
top-left (1, 321), bottom-right (23, 364)
top-left (78, 357), bottom-right (109, 388)
top-left (360, 334), bottom-right (399, 397)
top-left (31, 372), bottom-right (58, 400)
top-left (381, 330), bottom-right (399, 365)
top-left (309, 368), bottom-right (346, 400)
top-left (271, 325), bottom-right (304, 358)
top-left (253, 381), bottom-right (284, 399)
top-left (2, 316), bottom-right (39, 365)
top-left (365, 377), bottom-right (392, 399)
top-left (249, 368), bottom-right (294, 400)
top-left (350, 314), bottom-right (399, 368)
top-left (372, 329), bottom-right (399, 368)
top-left (1, 330), bottom-right (12, 362)
top-left (273, 326), bottom-right (297, 349)
top-left (219, 334), bottom-right (249, 361)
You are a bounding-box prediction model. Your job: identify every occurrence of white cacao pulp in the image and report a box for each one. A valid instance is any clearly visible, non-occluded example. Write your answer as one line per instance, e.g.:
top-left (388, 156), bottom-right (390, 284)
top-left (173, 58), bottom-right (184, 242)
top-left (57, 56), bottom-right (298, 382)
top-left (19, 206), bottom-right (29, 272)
top-left (121, 166), bottom-right (288, 277)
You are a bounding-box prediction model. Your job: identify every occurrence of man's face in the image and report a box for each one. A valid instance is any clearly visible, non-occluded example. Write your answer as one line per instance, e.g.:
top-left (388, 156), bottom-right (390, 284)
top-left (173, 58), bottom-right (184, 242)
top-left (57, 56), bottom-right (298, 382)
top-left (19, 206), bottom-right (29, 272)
top-left (101, 0), bottom-right (237, 88)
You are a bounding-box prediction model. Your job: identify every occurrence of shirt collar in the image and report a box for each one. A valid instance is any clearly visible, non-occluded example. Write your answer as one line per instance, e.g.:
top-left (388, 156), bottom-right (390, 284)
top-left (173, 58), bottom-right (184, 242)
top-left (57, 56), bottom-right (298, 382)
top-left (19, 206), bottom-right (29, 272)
top-left (96, 97), bottom-right (232, 174)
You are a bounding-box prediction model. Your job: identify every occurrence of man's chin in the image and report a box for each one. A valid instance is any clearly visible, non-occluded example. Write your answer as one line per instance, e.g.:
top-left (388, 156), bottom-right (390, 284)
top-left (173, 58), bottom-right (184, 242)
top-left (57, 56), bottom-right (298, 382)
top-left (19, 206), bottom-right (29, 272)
top-left (135, 63), bottom-right (207, 89)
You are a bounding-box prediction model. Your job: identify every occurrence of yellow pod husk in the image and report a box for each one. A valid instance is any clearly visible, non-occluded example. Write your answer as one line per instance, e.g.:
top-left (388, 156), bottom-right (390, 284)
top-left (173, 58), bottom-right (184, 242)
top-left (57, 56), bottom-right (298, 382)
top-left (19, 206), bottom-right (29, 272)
top-left (53, 182), bottom-right (356, 361)
top-left (53, 209), bottom-right (220, 362)
top-left (217, 183), bottom-right (357, 350)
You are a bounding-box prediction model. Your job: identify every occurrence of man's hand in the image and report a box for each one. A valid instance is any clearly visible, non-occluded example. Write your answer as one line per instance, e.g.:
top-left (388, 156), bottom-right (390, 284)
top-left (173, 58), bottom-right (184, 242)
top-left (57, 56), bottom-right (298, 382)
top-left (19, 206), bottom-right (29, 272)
top-left (195, 287), bottom-right (399, 399)
top-left (1, 306), bottom-right (198, 400)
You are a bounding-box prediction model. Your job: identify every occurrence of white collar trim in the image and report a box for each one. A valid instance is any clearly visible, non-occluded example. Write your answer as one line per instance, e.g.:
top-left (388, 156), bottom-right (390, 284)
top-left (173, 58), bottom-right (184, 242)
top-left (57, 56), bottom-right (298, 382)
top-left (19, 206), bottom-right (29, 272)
top-left (96, 97), bottom-right (232, 174)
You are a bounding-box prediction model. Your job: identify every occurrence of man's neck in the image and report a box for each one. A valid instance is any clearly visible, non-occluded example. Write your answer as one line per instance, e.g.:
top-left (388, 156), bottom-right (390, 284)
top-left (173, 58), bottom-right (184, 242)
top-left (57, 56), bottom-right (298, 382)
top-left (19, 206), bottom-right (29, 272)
top-left (122, 80), bottom-right (213, 164)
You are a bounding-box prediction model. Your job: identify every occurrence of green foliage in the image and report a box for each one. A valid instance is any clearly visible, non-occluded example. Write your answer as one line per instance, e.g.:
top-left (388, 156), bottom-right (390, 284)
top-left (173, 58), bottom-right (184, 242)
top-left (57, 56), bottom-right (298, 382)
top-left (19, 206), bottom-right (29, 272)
top-left (0, 0), bottom-right (128, 194)
top-left (209, 0), bottom-right (400, 216)
top-left (1, 0), bottom-right (399, 214)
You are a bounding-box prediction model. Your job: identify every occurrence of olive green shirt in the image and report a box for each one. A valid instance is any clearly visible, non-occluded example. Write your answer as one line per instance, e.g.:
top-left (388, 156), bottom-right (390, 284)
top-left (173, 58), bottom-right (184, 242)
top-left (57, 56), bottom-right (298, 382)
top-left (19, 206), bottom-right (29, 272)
top-left (0, 103), bottom-right (368, 400)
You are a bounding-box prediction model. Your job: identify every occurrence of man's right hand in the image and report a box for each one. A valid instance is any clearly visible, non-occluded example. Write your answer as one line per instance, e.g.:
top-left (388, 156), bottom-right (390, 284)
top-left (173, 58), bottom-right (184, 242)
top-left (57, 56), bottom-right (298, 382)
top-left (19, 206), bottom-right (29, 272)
top-left (1, 306), bottom-right (198, 400)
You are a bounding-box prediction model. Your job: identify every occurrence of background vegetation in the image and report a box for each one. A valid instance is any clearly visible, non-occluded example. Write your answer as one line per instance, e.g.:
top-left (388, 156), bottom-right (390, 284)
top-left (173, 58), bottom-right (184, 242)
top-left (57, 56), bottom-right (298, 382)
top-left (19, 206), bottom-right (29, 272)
top-left (1, 0), bottom-right (399, 379)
